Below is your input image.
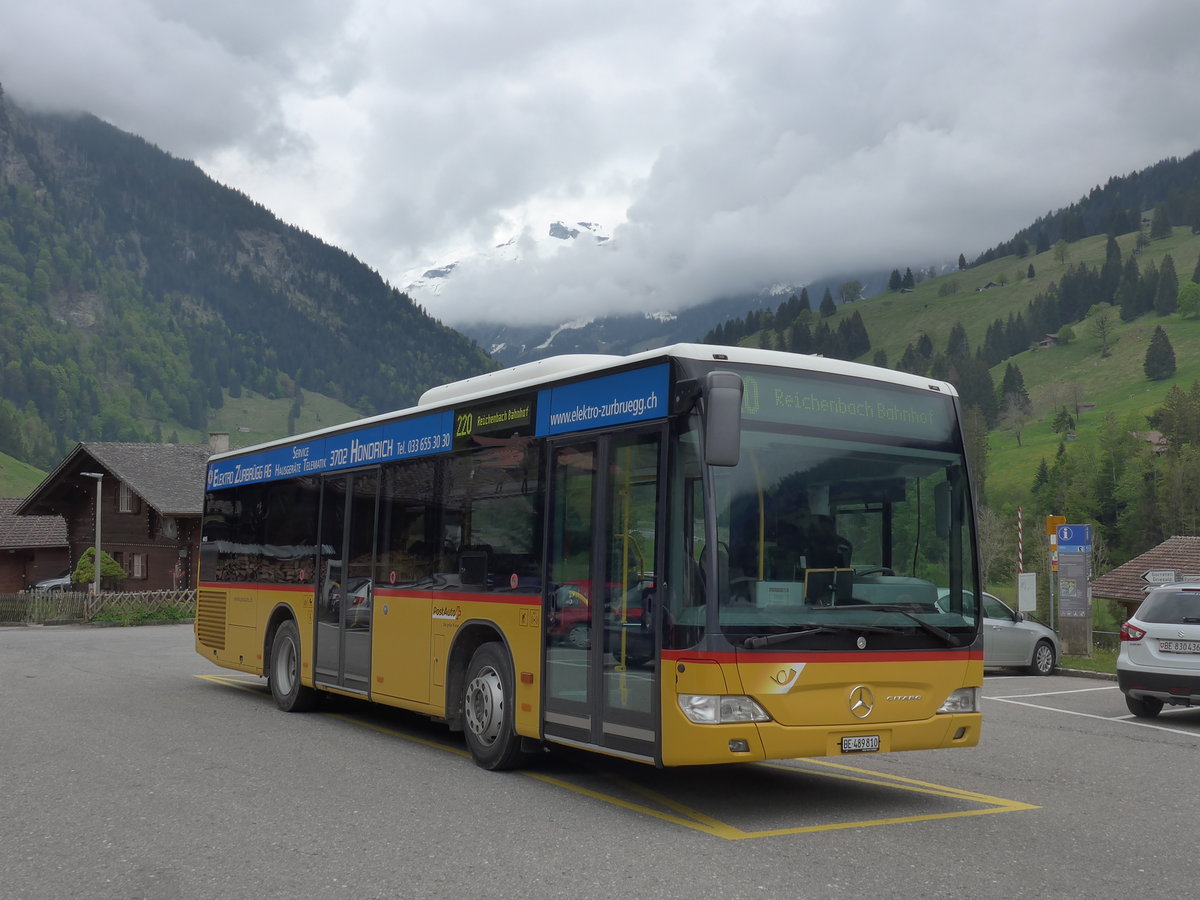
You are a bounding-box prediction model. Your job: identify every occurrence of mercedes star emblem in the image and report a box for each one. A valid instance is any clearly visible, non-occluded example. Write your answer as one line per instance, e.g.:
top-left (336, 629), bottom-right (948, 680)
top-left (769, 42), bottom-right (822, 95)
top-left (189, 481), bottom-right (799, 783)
top-left (849, 685), bottom-right (874, 719)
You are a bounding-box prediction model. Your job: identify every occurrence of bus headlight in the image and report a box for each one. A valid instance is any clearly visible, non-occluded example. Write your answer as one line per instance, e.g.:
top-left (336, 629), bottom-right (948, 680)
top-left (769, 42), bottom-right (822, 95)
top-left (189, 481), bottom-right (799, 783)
top-left (937, 687), bottom-right (980, 714)
top-left (678, 694), bottom-right (772, 724)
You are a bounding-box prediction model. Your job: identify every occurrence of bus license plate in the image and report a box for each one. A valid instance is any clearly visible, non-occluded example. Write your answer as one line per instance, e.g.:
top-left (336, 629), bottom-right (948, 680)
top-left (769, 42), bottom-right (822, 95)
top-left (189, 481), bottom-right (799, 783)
top-left (1159, 639), bottom-right (1200, 653)
top-left (841, 735), bottom-right (880, 753)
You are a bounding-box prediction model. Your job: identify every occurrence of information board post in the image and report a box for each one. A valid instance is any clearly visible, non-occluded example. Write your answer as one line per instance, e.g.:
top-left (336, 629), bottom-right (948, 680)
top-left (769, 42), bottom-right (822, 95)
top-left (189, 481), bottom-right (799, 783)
top-left (1056, 524), bottom-right (1093, 656)
top-left (1045, 515), bottom-right (1065, 629)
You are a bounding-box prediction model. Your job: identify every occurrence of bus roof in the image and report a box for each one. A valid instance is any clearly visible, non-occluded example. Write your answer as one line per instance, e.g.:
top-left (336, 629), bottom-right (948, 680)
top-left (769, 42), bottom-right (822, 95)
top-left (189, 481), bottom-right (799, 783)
top-left (206, 343), bottom-right (959, 463)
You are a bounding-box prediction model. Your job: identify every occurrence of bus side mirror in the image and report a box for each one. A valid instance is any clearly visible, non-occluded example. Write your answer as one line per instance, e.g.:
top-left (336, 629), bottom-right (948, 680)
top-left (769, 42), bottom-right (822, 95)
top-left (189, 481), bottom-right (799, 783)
top-left (704, 371), bottom-right (743, 467)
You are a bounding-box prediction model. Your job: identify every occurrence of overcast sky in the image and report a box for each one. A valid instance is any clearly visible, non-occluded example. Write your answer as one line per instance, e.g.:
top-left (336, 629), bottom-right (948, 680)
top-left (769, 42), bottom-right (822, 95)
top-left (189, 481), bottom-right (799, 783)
top-left (4, 0), bottom-right (1200, 326)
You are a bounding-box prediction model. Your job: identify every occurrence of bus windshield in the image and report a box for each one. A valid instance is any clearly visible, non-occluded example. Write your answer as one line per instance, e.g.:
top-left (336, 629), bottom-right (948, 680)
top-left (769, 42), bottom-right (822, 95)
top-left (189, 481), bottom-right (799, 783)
top-left (676, 363), bottom-right (980, 649)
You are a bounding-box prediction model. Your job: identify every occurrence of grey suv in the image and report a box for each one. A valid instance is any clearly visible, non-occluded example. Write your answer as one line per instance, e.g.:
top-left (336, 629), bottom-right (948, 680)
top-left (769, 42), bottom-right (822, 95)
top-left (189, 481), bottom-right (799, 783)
top-left (1117, 583), bottom-right (1200, 718)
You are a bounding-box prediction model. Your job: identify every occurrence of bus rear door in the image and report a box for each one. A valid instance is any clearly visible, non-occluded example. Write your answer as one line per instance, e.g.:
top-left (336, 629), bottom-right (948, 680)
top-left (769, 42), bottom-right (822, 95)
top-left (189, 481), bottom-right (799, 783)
top-left (314, 470), bottom-right (379, 694)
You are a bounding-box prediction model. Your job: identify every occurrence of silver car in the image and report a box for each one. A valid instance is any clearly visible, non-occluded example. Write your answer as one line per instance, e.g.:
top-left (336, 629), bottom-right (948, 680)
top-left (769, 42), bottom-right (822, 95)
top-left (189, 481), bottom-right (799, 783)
top-left (938, 589), bottom-right (1060, 675)
top-left (1117, 583), bottom-right (1200, 718)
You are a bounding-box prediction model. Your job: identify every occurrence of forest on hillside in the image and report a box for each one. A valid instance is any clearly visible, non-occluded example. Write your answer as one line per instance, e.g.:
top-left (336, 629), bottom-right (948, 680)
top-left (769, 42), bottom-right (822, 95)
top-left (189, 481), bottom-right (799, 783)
top-left (0, 87), bottom-right (493, 470)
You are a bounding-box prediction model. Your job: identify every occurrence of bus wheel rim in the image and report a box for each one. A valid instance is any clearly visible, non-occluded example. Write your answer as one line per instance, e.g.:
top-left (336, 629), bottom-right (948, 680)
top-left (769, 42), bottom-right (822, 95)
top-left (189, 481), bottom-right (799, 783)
top-left (465, 665), bottom-right (504, 746)
top-left (276, 639), bottom-right (296, 692)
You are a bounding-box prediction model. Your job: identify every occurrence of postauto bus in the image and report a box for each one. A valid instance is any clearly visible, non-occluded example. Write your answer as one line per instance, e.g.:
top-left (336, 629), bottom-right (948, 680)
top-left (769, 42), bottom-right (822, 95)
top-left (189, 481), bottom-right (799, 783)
top-left (195, 344), bottom-right (982, 769)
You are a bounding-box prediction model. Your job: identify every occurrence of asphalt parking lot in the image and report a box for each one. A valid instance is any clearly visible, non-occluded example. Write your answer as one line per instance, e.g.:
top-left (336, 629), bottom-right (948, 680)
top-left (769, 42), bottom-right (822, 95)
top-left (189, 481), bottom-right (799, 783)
top-left (3, 625), bottom-right (1197, 900)
top-left (987, 668), bottom-right (1200, 736)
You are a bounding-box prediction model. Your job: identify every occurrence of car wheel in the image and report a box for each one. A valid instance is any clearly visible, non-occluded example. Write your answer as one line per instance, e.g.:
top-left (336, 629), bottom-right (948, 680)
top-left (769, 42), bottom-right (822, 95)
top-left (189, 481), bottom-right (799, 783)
top-left (462, 643), bottom-right (526, 770)
top-left (1124, 693), bottom-right (1163, 719)
top-left (566, 623), bottom-right (590, 649)
top-left (1027, 639), bottom-right (1056, 676)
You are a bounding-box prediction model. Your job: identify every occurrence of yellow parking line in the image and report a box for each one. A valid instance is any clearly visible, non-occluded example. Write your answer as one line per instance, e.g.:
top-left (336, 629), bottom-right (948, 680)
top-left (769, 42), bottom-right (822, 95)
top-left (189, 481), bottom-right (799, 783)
top-left (198, 673), bottom-right (1038, 839)
top-left (522, 771), bottom-right (745, 839)
top-left (792, 758), bottom-right (1039, 806)
top-left (196, 673), bottom-right (264, 694)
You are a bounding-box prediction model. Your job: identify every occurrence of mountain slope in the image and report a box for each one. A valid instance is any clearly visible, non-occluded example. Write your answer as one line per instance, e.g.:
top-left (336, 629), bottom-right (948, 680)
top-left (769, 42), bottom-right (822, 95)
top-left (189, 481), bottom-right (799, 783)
top-left (0, 86), bottom-right (494, 470)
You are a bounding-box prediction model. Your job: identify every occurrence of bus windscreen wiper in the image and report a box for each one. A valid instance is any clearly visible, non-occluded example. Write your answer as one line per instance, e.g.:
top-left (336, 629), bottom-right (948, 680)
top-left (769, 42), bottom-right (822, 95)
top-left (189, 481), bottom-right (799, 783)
top-left (838, 605), bottom-right (963, 647)
top-left (743, 622), bottom-right (893, 649)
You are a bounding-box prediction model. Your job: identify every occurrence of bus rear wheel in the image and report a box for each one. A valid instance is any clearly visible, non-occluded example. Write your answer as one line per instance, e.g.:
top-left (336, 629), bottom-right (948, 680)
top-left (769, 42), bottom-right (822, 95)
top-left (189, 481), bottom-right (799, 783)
top-left (269, 620), bottom-right (316, 712)
top-left (462, 643), bottom-right (525, 770)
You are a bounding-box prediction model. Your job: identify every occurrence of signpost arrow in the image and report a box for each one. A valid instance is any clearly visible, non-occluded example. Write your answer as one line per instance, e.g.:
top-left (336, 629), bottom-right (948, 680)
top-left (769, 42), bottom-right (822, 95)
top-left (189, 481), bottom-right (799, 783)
top-left (1142, 569), bottom-right (1180, 585)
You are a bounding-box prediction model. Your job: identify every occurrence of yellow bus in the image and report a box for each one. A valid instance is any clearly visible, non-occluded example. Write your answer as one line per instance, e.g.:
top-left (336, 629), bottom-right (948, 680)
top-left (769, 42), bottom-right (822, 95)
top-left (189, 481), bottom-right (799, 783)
top-left (196, 344), bottom-right (983, 769)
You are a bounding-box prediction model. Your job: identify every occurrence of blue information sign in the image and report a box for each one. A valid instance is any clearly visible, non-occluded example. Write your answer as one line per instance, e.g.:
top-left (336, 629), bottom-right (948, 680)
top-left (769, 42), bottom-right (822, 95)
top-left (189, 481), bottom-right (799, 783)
top-left (1056, 524), bottom-right (1093, 554)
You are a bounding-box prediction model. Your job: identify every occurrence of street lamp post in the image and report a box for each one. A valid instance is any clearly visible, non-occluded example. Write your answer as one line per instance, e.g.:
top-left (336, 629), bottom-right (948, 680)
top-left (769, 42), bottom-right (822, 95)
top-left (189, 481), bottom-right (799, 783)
top-left (81, 472), bottom-right (104, 599)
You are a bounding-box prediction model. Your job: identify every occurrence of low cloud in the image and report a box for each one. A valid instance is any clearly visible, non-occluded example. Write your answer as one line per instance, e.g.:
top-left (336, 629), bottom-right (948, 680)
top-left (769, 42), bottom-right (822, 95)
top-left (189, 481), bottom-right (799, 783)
top-left (4, 1), bottom-right (1200, 326)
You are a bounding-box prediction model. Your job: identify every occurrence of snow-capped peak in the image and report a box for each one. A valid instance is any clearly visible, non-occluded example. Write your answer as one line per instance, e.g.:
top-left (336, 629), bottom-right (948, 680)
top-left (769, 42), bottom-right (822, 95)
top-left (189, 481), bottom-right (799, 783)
top-left (403, 220), bottom-right (611, 296)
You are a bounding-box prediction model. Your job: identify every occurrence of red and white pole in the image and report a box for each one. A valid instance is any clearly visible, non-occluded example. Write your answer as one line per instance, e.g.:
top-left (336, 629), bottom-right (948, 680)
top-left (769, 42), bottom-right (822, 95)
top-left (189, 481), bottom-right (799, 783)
top-left (1017, 506), bottom-right (1024, 573)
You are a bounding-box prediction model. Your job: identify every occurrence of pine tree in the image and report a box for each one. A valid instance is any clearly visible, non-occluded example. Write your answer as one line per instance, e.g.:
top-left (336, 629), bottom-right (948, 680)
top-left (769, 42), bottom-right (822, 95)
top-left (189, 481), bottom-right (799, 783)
top-left (901, 268), bottom-right (915, 290)
top-left (898, 344), bottom-right (926, 375)
top-left (812, 321), bottom-right (837, 356)
top-left (1144, 326), bottom-right (1176, 380)
top-left (819, 288), bottom-right (836, 318)
top-left (916, 332), bottom-right (934, 358)
top-left (945, 322), bottom-right (970, 358)
top-left (838, 311), bottom-right (871, 358)
top-left (1006, 313), bottom-right (1031, 356)
top-left (958, 253), bottom-right (967, 270)
top-left (1032, 457), bottom-right (1050, 493)
top-left (1100, 236), bottom-right (1123, 302)
top-left (1105, 234), bottom-right (1121, 263)
top-left (1138, 260), bottom-right (1159, 317)
top-left (1117, 256), bottom-right (1142, 321)
top-left (1051, 410), bottom-right (1080, 434)
top-left (776, 294), bottom-right (799, 330)
top-left (1156, 254), bottom-right (1179, 315)
top-left (999, 363), bottom-right (1031, 413)
top-left (789, 322), bottom-right (813, 354)
top-left (1150, 202), bottom-right (1172, 239)
top-left (889, 269), bottom-right (903, 291)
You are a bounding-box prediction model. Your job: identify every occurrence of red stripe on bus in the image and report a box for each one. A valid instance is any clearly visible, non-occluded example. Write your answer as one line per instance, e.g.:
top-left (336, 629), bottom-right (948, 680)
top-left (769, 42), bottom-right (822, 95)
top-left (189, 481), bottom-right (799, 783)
top-left (198, 581), bottom-right (312, 593)
top-left (374, 588), bottom-right (537, 605)
top-left (197, 581), bottom-right (537, 606)
top-left (661, 649), bottom-right (982, 664)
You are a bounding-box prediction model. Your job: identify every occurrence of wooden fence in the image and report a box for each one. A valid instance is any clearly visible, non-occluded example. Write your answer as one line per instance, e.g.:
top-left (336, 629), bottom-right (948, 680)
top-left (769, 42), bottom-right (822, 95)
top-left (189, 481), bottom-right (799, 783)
top-left (0, 589), bottom-right (196, 625)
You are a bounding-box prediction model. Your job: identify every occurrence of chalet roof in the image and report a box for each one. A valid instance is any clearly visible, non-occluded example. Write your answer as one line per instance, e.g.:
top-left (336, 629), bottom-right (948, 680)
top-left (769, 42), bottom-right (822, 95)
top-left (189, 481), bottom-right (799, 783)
top-left (1091, 535), bottom-right (1200, 603)
top-left (0, 498), bottom-right (68, 549)
top-left (15, 442), bottom-right (212, 518)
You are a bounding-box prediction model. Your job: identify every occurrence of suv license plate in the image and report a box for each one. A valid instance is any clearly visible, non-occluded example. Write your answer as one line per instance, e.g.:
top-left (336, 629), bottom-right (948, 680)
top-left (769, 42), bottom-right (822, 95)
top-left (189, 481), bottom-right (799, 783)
top-left (1159, 639), bottom-right (1200, 653)
top-left (841, 735), bottom-right (880, 753)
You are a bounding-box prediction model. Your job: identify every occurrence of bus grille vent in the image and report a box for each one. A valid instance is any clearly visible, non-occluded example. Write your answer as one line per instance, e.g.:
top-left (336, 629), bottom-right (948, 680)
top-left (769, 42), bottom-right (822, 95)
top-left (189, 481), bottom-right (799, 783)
top-left (196, 590), bottom-right (227, 650)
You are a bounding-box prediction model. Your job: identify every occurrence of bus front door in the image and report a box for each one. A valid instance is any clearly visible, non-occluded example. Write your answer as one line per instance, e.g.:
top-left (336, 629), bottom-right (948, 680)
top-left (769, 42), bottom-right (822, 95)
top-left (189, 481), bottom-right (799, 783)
top-left (315, 470), bottom-right (379, 694)
top-left (543, 429), bottom-right (662, 763)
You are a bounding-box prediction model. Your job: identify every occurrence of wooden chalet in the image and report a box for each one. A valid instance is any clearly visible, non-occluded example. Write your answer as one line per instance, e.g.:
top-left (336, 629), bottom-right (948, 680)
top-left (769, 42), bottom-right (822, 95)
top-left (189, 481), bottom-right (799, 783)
top-left (14, 442), bottom-right (213, 592)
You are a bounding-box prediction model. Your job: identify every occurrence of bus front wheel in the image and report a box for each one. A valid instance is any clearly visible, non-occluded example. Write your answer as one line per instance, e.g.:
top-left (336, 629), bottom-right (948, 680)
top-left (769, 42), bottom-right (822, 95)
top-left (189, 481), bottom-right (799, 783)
top-left (462, 643), bottom-right (525, 770)
top-left (269, 620), bottom-right (316, 712)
